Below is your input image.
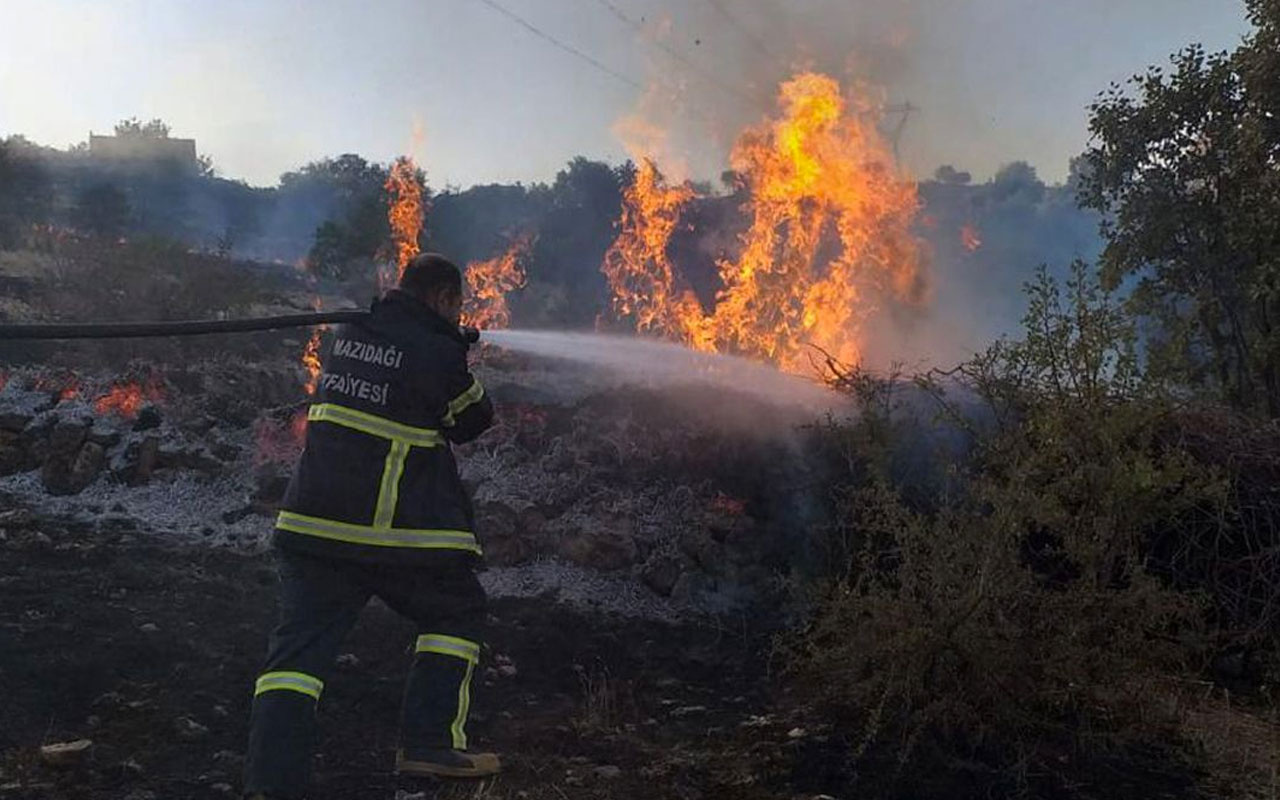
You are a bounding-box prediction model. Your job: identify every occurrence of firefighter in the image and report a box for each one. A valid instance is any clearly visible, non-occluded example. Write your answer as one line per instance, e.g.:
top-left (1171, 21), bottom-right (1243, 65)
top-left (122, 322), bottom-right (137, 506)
top-left (243, 253), bottom-right (498, 800)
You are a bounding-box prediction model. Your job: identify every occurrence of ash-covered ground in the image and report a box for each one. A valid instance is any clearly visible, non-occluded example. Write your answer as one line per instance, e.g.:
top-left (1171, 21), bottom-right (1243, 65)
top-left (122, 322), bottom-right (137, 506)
top-left (0, 342), bottom-right (844, 621)
top-left (0, 341), bottom-right (857, 800)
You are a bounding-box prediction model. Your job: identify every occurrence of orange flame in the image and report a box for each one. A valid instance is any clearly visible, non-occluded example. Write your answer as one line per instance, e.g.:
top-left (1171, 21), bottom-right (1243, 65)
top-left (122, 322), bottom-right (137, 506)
top-left (601, 160), bottom-right (700, 338)
top-left (302, 328), bottom-right (323, 395)
top-left (94, 376), bottom-right (164, 419)
top-left (300, 293), bottom-right (326, 396)
top-left (960, 224), bottom-right (982, 252)
top-left (386, 156), bottom-right (424, 279)
top-left (602, 72), bottom-right (924, 373)
top-left (462, 235), bottom-right (532, 329)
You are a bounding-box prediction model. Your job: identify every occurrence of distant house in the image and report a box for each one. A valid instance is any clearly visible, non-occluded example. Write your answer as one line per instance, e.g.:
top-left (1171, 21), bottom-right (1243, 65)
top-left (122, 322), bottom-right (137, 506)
top-left (88, 133), bottom-right (198, 173)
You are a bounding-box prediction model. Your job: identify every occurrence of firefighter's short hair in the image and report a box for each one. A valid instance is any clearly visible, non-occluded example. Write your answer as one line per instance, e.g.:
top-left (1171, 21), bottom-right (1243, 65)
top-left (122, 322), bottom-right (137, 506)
top-left (399, 253), bottom-right (462, 300)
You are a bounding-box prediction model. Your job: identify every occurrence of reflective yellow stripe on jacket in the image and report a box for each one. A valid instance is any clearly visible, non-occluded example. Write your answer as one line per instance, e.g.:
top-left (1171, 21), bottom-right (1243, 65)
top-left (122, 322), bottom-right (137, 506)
top-left (279, 403), bottom-right (481, 553)
top-left (441, 379), bottom-right (485, 427)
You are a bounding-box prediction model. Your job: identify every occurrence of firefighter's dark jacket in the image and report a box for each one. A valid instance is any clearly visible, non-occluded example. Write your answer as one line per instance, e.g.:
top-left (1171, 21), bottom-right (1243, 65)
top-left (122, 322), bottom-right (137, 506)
top-left (274, 290), bottom-right (494, 566)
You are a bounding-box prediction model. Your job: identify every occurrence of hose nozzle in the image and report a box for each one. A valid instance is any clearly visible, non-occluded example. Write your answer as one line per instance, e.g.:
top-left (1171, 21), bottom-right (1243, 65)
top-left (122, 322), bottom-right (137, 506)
top-left (459, 325), bottom-right (481, 345)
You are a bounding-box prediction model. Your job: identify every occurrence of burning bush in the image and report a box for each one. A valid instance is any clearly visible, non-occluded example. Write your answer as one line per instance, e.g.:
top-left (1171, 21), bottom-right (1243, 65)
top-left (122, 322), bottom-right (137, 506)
top-left (790, 263), bottom-right (1275, 797)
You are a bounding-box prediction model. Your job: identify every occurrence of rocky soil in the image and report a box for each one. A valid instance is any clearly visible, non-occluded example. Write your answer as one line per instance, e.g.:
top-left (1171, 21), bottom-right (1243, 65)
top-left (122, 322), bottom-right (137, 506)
top-left (0, 497), bottom-right (848, 800)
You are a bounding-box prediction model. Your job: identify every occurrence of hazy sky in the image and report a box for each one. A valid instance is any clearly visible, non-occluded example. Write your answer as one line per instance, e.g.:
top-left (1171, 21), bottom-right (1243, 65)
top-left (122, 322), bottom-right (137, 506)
top-left (0, 0), bottom-right (1253, 189)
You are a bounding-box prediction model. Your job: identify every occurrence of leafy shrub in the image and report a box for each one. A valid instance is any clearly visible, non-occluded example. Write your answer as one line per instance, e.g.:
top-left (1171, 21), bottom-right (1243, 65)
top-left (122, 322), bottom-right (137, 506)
top-left (792, 263), bottom-right (1237, 796)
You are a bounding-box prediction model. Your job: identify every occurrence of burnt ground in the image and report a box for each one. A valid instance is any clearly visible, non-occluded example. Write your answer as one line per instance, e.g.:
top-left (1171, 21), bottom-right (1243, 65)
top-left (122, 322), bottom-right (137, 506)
top-left (0, 516), bottom-right (842, 800)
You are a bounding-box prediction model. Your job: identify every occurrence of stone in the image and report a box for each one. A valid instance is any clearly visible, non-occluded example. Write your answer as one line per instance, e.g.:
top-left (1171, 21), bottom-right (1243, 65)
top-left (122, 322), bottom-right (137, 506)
top-left (556, 519), bottom-right (637, 571)
top-left (594, 765), bottom-right (622, 780)
top-left (0, 430), bottom-right (28, 476)
top-left (476, 501), bottom-right (534, 566)
top-left (0, 509), bottom-right (36, 528)
top-left (39, 739), bottom-right (93, 767)
top-left (138, 623), bottom-right (159, 633)
top-left (48, 419), bottom-right (89, 457)
top-left (132, 406), bottom-right (162, 432)
top-left (130, 436), bottom-right (161, 485)
top-left (86, 423), bottom-right (123, 448)
top-left (640, 555), bottom-right (682, 597)
top-left (0, 410), bottom-right (34, 433)
top-left (174, 717), bottom-right (209, 741)
top-left (210, 442), bottom-right (241, 463)
top-left (42, 441), bottom-right (103, 495)
top-left (65, 442), bottom-right (106, 493)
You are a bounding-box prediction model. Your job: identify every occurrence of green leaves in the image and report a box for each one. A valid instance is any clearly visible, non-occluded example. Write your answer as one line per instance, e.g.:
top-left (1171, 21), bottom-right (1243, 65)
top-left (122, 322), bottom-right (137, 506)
top-left (1081, 10), bottom-right (1280, 416)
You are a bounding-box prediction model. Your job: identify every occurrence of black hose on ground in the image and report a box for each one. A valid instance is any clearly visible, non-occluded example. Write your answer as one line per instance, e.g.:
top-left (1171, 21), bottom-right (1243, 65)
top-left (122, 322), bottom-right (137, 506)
top-left (0, 313), bottom-right (483, 343)
top-left (0, 311), bottom-right (371, 340)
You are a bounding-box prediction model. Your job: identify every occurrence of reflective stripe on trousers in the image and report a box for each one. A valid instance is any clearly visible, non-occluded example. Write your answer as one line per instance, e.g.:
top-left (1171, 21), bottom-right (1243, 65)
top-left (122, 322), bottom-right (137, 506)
top-left (254, 670), bottom-right (324, 701)
top-left (417, 633), bottom-right (480, 749)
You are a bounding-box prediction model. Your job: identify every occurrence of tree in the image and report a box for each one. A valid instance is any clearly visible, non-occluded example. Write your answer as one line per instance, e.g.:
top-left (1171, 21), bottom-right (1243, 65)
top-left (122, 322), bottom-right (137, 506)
top-left (0, 138), bottom-right (53, 248)
top-left (73, 182), bottom-right (130, 238)
top-left (1080, 0), bottom-right (1280, 416)
top-left (114, 117), bottom-right (172, 139)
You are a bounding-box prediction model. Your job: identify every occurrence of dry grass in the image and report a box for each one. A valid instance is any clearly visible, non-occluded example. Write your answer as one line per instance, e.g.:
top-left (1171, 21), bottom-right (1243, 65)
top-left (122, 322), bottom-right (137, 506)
top-left (573, 663), bottom-right (619, 733)
top-left (1177, 687), bottom-right (1280, 799)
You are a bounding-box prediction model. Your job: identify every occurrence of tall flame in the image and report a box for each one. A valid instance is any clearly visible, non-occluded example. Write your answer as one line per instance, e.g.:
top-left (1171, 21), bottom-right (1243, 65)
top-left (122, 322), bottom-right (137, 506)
top-left (462, 235), bottom-right (532, 329)
top-left (602, 72), bottom-right (924, 373)
top-left (386, 156), bottom-right (424, 279)
top-left (600, 160), bottom-right (699, 338)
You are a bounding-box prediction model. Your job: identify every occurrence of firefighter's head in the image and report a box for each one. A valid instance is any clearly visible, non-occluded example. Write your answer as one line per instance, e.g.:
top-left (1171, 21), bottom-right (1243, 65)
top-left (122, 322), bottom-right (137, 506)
top-left (399, 252), bottom-right (463, 326)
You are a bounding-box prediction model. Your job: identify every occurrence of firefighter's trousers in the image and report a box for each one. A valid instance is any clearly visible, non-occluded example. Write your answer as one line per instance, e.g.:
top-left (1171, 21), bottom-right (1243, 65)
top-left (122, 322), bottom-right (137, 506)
top-left (243, 548), bottom-right (486, 798)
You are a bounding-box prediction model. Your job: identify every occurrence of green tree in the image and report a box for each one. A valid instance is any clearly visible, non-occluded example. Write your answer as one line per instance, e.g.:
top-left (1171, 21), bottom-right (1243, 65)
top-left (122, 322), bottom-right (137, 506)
top-left (1080, 0), bottom-right (1280, 416)
top-left (0, 138), bottom-right (53, 248)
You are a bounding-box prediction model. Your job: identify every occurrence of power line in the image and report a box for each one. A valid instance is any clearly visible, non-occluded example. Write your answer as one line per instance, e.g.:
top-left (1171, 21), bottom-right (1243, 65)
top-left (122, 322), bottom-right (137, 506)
top-left (472, 0), bottom-right (644, 91)
top-left (702, 0), bottom-right (785, 68)
top-left (590, 0), bottom-right (770, 113)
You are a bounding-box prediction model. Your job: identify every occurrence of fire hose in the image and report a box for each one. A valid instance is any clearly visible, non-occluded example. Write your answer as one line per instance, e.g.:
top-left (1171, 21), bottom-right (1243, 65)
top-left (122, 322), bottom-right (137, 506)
top-left (0, 313), bottom-right (483, 344)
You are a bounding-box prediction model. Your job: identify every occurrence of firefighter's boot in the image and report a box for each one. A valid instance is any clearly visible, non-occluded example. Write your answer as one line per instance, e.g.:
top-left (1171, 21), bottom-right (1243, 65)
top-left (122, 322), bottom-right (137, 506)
top-left (395, 748), bottom-right (502, 778)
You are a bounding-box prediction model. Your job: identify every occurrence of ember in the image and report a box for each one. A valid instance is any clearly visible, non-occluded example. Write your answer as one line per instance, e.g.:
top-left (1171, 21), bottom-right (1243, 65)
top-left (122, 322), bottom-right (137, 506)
top-left (602, 72), bottom-right (925, 375)
top-left (93, 377), bottom-right (164, 419)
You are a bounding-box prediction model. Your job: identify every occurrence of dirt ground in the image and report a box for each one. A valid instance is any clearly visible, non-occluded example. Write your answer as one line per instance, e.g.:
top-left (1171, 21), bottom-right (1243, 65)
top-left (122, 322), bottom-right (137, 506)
top-left (0, 505), bottom-right (843, 800)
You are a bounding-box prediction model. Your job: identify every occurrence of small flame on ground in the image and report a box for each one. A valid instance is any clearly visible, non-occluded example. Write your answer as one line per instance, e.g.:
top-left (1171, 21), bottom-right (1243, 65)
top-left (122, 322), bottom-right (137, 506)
top-left (462, 235), bottom-right (533, 329)
top-left (94, 377), bottom-right (164, 419)
top-left (386, 156), bottom-right (424, 281)
top-left (961, 224), bottom-right (983, 252)
top-left (301, 297), bottom-right (324, 395)
top-left (302, 330), bottom-right (323, 395)
top-left (602, 71), bottom-right (925, 375)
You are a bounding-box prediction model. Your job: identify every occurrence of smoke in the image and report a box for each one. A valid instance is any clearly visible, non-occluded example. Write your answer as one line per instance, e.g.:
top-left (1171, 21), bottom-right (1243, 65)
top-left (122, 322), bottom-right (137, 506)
top-left (483, 329), bottom-right (845, 415)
